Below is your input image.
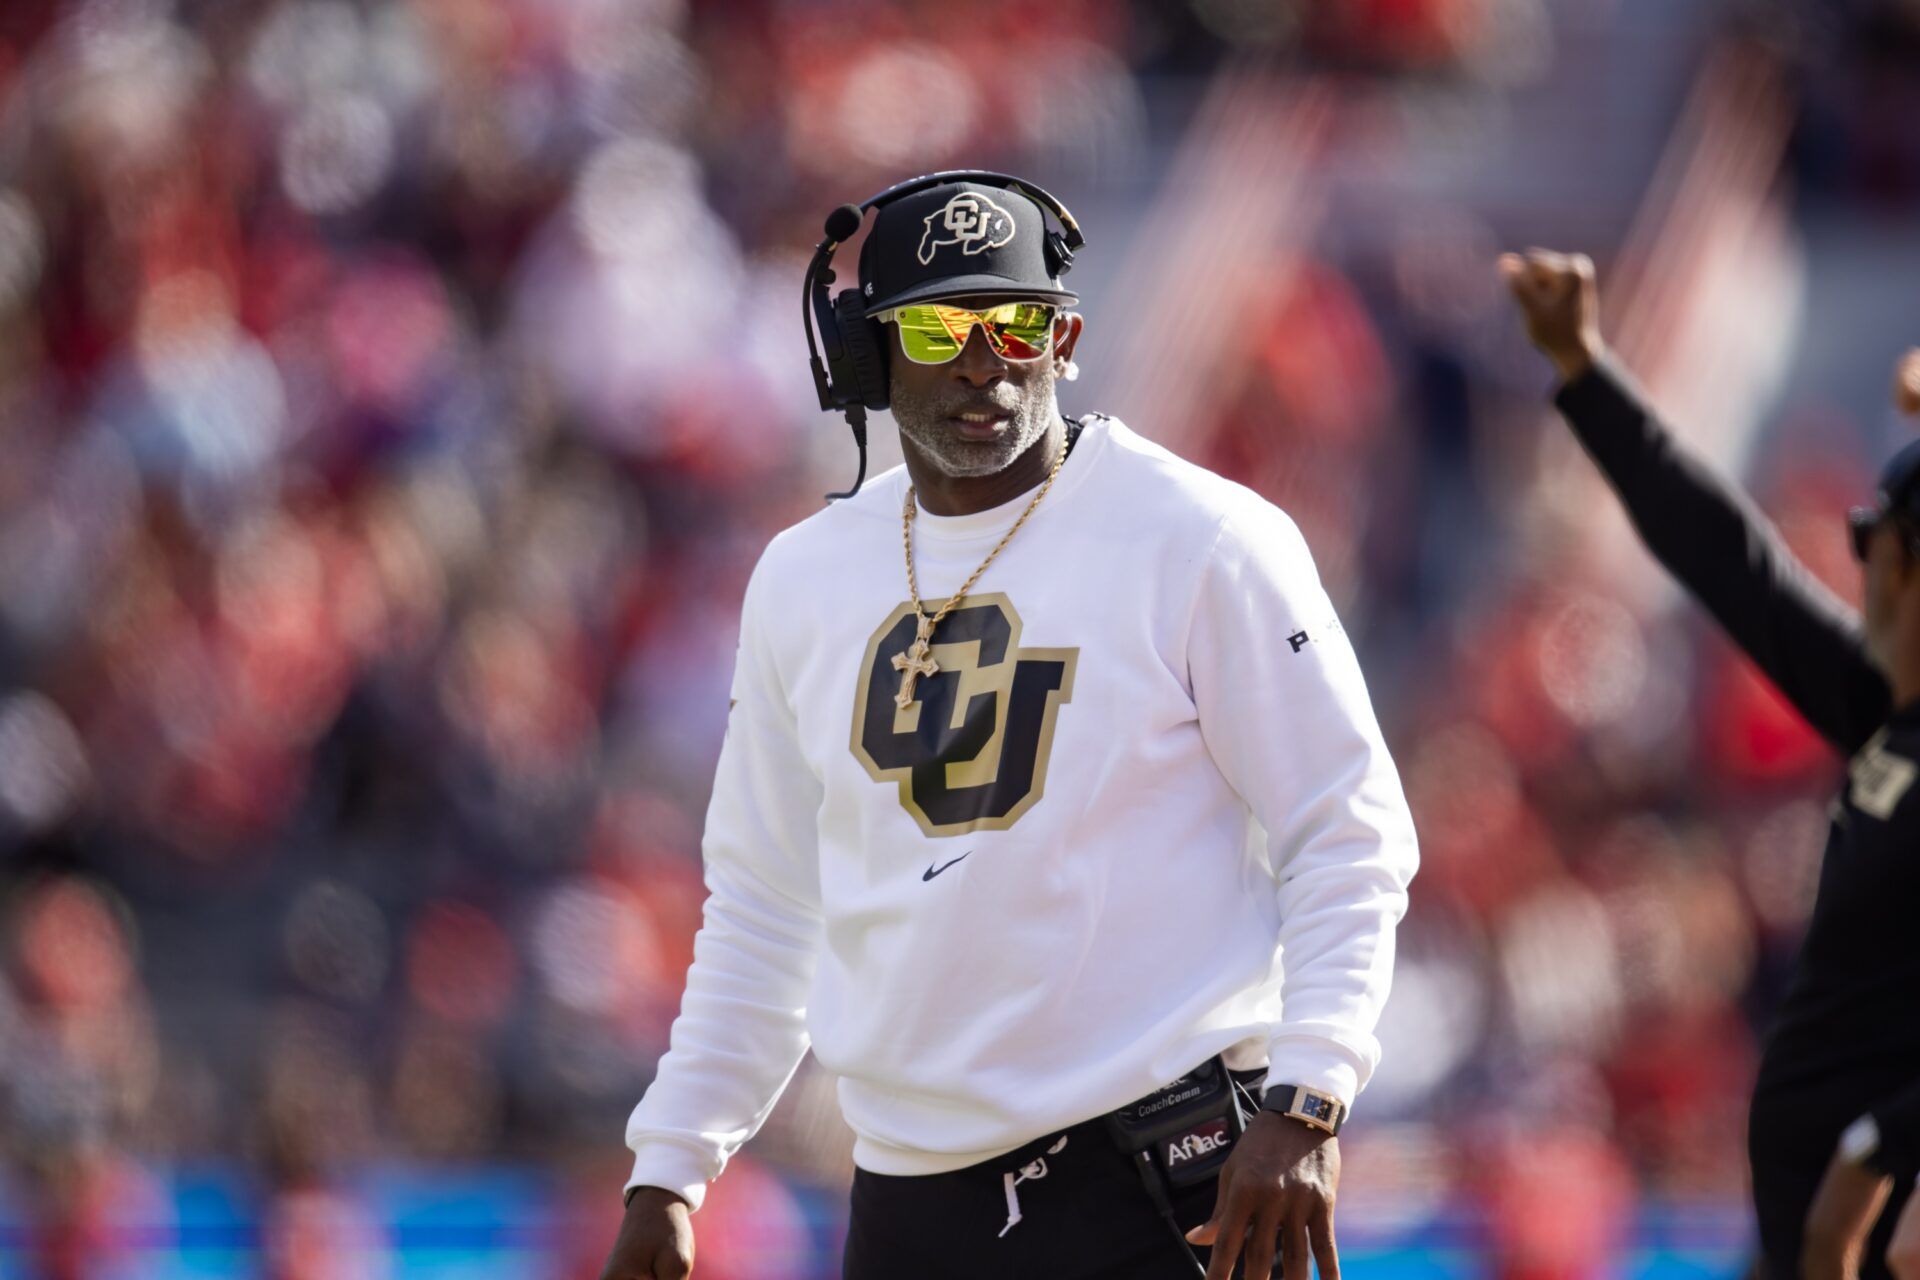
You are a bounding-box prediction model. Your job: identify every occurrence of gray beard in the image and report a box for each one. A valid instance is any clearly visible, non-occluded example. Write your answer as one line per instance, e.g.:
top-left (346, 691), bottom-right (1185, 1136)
top-left (889, 372), bottom-right (1057, 479)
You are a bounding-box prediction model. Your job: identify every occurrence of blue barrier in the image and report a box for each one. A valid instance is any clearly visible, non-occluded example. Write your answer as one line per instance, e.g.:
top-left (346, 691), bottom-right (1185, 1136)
top-left (0, 1165), bottom-right (1755, 1279)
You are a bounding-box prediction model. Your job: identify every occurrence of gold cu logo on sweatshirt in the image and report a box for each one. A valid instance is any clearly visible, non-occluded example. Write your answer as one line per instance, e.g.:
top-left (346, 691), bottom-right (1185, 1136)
top-left (850, 593), bottom-right (1077, 838)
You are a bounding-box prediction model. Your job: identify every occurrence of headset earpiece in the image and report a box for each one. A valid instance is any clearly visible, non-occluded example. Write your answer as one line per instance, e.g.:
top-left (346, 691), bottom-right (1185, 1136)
top-left (832, 289), bottom-right (891, 412)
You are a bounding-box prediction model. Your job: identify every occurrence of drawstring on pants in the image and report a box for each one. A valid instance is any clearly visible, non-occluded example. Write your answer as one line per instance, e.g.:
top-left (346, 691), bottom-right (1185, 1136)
top-left (997, 1135), bottom-right (1070, 1238)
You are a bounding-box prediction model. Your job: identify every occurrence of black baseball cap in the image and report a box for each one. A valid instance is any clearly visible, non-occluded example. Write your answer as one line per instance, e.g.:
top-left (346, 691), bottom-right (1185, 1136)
top-left (857, 180), bottom-right (1078, 318)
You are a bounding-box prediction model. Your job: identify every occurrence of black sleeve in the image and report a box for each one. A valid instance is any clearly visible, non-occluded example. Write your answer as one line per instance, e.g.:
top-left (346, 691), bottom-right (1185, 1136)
top-left (1552, 359), bottom-right (1890, 753)
top-left (1872, 1081), bottom-right (1920, 1176)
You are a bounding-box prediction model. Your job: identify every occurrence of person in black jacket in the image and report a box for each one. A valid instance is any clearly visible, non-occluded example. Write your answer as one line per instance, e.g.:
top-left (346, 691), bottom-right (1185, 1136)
top-left (1501, 248), bottom-right (1920, 1280)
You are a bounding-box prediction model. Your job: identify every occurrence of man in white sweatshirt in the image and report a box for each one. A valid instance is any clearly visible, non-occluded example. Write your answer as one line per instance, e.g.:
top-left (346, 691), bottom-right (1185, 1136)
top-left (599, 174), bottom-right (1419, 1280)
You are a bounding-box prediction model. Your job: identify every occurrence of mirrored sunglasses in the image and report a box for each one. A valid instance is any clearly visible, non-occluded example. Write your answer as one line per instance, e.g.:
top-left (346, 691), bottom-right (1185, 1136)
top-left (879, 302), bottom-right (1057, 365)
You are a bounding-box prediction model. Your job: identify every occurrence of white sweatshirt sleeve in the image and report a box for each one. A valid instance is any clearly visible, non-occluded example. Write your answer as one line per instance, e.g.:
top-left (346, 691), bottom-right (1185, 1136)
top-left (623, 550), bottom-right (825, 1211)
top-left (1187, 496), bottom-right (1419, 1109)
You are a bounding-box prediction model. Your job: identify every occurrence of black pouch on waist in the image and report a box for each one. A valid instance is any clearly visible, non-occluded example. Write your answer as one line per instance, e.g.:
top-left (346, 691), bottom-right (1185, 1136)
top-left (1103, 1055), bottom-right (1249, 1192)
top-left (1103, 1057), bottom-right (1254, 1277)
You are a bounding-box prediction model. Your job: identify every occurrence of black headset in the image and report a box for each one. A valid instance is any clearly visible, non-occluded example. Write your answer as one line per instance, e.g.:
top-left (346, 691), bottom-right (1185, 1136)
top-left (802, 170), bottom-right (1086, 499)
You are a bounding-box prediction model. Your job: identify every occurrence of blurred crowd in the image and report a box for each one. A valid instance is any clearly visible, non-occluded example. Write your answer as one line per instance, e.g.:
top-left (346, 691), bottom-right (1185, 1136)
top-left (0, 0), bottom-right (1918, 1276)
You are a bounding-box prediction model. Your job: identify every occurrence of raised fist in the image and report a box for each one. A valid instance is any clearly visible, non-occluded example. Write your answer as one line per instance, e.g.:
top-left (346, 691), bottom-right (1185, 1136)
top-left (1498, 248), bottom-right (1603, 384)
top-left (600, 1187), bottom-right (696, 1280)
top-left (1895, 348), bottom-right (1920, 418)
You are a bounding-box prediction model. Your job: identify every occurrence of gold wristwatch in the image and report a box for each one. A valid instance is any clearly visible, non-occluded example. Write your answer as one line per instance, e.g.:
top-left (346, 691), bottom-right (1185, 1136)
top-left (1261, 1084), bottom-right (1348, 1136)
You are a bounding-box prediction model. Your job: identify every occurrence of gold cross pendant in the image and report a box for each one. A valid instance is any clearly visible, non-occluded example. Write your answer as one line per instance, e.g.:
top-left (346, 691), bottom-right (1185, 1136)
top-left (892, 616), bottom-right (939, 709)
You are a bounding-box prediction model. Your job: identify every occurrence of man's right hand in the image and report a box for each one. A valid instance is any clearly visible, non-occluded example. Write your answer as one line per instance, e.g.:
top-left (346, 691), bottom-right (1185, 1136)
top-left (600, 1186), bottom-right (696, 1280)
top-left (1498, 248), bottom-right (1605, 385)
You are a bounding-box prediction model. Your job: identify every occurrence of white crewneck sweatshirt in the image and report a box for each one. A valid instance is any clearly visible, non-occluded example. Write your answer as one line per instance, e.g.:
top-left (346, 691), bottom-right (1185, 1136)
top-left (624, 415), bottom-right (1418, 1209)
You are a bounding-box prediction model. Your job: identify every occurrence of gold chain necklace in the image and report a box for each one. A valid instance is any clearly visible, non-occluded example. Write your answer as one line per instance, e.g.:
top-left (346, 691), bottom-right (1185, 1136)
top-left (892, 439), bottom-right (1069, 710)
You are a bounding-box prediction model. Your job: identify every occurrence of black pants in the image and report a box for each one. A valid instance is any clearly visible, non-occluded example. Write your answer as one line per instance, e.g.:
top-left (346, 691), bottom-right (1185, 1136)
top-left (844, 1069), bottom-right (1281, 1280)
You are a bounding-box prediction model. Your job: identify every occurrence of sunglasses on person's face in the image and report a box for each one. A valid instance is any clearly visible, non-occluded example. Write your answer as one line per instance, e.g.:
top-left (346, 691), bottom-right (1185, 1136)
top-left (878, 302), bottom-right (1057, 365)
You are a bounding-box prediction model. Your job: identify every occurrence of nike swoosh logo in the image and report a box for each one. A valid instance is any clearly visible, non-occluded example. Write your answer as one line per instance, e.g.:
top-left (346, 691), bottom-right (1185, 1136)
top-left (922, 852), bottom-right (972, 881)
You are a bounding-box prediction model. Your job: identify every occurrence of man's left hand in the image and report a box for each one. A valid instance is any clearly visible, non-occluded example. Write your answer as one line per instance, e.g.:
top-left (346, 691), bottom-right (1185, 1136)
top-left (1803, 1149), bottom-right (1894, 1280)
top-left (1188, 1111), bottom-right (1339, 1280)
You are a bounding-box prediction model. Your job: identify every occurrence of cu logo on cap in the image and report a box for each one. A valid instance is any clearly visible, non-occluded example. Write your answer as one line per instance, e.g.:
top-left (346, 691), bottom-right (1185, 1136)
top-left (918, 192), bottom-right (1016, 265)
